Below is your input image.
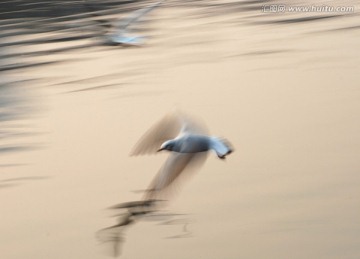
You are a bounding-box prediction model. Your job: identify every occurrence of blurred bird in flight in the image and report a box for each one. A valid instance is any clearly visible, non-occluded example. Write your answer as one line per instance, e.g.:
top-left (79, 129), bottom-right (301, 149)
top-left (131, 111), bottom-right (233, 200)
top-left (106, 0), bottom-right (164, 46)
top-left (84, 0), bottom-right (164, 46)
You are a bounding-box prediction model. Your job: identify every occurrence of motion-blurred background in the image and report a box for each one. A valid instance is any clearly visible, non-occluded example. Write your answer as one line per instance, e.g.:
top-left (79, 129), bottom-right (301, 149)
top-left (1, 1), bottom-right (360, 258)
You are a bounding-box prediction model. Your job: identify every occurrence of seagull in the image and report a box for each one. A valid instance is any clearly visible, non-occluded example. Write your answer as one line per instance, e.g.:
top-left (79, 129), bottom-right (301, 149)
top-left (105, 0), bottom-right (164, 46)
top-left (131, 112), bottom-right (233, 199)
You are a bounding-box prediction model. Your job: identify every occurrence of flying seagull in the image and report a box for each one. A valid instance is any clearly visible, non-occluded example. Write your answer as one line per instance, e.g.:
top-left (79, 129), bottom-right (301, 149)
top-left (105, 0), bottom-right (164, 46)
top-left (131, 112), bottom-right (233, 199)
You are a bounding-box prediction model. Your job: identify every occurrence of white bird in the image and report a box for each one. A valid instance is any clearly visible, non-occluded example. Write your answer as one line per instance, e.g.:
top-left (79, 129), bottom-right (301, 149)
top-left (106, 1), bottom-right (164, 46)
top-left (131, 112), bottom-right (233, 199)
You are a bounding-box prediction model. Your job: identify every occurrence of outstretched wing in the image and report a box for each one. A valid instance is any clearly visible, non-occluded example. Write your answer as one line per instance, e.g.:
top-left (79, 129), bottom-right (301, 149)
top-left (130, 112), bottom-right (183, 156)
top-left (144, 152), bottom-right (208, 200)
top-left (130, 111), bottom-right (208, 156)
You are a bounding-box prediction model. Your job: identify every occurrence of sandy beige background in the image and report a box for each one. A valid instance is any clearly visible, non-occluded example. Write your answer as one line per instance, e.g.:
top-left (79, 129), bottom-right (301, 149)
top-left (1, 1), bottom-right (360, 258)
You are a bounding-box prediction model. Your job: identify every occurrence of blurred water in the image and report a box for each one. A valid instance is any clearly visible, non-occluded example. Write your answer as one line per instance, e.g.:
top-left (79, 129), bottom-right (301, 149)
top-left (1, 0), bottom-right (360, 258)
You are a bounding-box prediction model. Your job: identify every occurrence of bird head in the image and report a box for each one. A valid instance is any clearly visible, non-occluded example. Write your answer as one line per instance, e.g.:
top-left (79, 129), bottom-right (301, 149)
top-left (157, 140), bottom-right (176, 152)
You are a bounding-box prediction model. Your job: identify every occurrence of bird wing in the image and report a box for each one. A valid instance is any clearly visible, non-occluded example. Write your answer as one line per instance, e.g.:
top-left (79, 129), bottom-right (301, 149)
top-left (114, 0), bottom-right (164, 33)
top-left (130, 111), bottom-right (208, 156)
top-left (144, 152), bottom-right (208, 200)
top-left (177, 113), bottom-right (208, 136)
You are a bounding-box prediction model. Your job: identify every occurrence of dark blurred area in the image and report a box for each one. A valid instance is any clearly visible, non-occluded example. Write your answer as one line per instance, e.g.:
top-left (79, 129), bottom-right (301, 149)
top-left (0, 80), bottom-right (38, 160)
top-left (0, 0), bottom-right (140, 62)
top-left (1, 0), bottom-right (358, 69)
top-left (97, 199), bottom-right (192, 257)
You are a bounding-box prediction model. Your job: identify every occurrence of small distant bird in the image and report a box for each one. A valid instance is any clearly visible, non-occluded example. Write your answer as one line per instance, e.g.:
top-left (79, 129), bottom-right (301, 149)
top-left (131, 112), bottom-right (233, 199)
top-left (106, 1), bottom-right (164, 46)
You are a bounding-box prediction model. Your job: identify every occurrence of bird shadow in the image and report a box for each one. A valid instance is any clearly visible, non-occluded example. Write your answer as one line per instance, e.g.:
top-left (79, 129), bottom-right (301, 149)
top-left (97, 199), bottom-right (192, 257)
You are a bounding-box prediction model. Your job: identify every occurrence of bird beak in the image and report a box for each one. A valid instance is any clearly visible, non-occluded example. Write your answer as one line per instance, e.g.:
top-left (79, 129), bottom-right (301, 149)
top-left (157, 148), bottom-right (164, 152)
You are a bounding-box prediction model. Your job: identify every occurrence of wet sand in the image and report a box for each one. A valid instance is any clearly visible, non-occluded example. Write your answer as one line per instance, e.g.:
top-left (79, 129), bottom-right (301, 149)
top-left (1, 1), bottom-right (360, 258)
